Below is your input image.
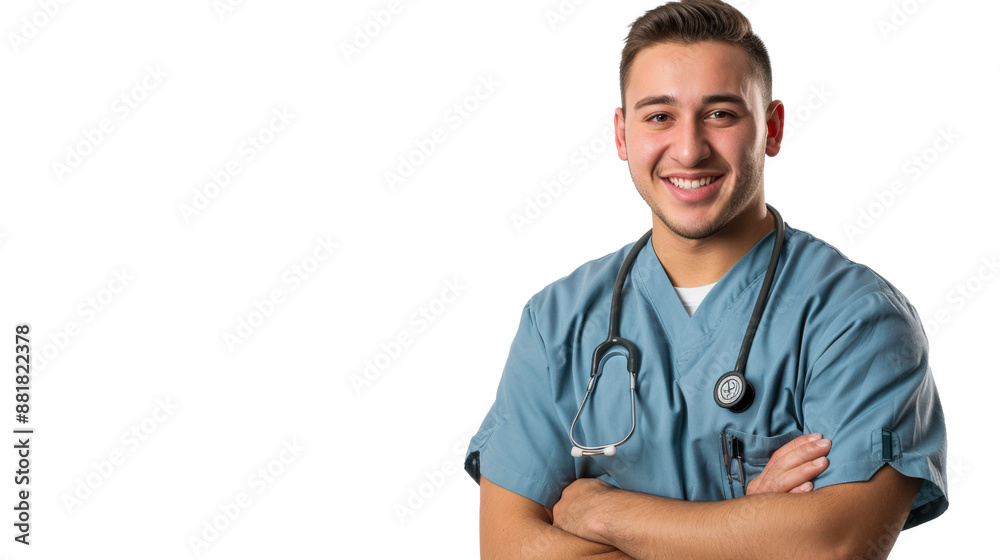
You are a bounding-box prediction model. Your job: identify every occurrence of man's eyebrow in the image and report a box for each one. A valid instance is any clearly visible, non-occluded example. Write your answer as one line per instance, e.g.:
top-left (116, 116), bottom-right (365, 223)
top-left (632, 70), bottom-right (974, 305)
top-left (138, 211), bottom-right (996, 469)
top-left (633, 95), bottom-right (676, 111)
top-left (633, 93), bottom-right (749, 111)
top-left (702, 93), bottom-right (748, 108)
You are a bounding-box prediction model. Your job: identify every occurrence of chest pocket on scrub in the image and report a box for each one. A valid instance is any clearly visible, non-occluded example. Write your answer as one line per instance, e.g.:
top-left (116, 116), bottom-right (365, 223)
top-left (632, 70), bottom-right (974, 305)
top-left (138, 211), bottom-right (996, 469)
top-left (719, 428), bottom-right (802, 499)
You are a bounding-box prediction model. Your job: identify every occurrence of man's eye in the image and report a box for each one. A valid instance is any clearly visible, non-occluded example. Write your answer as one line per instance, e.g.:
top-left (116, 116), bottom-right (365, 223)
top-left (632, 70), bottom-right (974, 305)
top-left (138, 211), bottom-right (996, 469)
top-left (708, 111), bottom-right (734, 120)
top-left (648, 114), bottom-right (671, 123)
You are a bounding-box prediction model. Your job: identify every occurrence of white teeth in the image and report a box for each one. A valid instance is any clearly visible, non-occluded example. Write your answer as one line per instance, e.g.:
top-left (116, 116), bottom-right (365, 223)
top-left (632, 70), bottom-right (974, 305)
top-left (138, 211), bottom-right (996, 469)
top-left (667, 176), bottom-right (719, 189)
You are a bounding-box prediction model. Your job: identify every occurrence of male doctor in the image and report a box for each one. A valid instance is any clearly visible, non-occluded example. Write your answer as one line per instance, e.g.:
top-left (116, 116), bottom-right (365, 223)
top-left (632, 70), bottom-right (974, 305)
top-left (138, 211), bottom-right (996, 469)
top-left (465, 1), bottom-right (947, 558)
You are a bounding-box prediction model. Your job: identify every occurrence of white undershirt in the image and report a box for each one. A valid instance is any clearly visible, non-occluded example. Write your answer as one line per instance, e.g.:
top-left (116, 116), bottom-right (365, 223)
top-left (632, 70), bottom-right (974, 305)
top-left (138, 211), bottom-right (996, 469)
top-left (674, 283), bottom-right (717, 317)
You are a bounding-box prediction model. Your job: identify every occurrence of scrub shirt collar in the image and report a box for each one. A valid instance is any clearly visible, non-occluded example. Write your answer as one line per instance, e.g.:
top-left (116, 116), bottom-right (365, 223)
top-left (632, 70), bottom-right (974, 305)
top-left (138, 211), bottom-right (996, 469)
top-left (632, 226), bottom-right (786, 353)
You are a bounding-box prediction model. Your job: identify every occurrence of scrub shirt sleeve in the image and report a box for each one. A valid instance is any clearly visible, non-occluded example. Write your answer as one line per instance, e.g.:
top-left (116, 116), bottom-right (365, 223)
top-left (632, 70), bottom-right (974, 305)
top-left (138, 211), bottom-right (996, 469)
top-left (464, 302), bottom-right (576, 508)
top-left (803, 289), bottom-right (947, 528)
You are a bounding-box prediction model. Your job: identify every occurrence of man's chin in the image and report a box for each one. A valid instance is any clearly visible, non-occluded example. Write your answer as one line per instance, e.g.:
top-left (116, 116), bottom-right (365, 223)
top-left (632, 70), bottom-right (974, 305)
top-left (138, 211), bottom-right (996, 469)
top-left (653, 203), bottom-right (728, 240)
top-left (665, 222), bottom-right (725, 241)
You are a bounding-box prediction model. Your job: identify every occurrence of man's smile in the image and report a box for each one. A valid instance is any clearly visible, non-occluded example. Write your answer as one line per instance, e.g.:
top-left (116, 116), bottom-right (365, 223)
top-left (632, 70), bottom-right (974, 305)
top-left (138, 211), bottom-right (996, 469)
top-left (659, 173), bottom-right (726, 203)
top-left (663, 173), bottom-right (724, 189)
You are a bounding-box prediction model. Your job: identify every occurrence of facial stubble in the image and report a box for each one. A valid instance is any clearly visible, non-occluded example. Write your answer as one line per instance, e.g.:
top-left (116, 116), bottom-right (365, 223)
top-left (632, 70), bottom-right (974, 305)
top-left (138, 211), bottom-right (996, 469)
top-left (628, 147), bottom-right (765, 241)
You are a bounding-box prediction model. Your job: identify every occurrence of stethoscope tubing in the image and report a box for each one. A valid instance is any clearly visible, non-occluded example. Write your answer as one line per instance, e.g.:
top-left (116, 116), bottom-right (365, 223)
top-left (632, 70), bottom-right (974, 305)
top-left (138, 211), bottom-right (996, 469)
top-left (569, 228), bottom-right (651, 457)
top-left (569, 205), bottom-right (784, 458)
top-left (733, 205), bottom-right (784, 375)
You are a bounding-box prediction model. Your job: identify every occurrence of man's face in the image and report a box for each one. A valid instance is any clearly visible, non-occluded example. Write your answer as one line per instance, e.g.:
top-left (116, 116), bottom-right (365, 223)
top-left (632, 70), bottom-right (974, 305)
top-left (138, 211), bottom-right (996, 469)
top-left (615, 40), bottom-right (782, 240)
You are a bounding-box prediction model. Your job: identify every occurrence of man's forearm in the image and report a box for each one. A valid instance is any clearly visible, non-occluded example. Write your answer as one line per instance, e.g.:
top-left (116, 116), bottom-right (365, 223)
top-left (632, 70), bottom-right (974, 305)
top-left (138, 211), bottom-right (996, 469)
top-left (596, 488), bottom-right (843, 559)
top-left (489, 517), bottom-right (635, 560)
top-left (480, 476), bottom-right (635, 560)
top-left (558, 466), bottom-right (920, 560)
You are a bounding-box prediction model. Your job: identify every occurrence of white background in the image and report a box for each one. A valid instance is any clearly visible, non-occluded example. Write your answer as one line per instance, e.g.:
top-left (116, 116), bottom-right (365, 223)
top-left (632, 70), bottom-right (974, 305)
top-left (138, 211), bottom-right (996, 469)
top-left (0, 0), bottom-right (995, 557)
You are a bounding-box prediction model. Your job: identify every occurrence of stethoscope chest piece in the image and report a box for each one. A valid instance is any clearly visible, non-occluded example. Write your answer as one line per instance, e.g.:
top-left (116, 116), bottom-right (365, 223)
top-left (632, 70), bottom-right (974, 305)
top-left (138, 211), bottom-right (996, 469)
top-left (713, 371), bottom-right (754, 413)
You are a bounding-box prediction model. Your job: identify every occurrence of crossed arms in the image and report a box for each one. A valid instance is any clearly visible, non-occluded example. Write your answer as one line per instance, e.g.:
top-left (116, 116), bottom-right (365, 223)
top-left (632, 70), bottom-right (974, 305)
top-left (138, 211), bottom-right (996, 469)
top-left (480, 433), bottom-right (922, 560)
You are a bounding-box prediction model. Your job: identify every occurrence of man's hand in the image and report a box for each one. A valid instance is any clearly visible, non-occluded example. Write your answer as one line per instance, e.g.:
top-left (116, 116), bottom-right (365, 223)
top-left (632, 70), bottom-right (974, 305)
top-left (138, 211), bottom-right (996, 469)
top-left (746, 432), bottom-right (831, 495)
top-left (553, 433), bottom-right (832, 540)
top-left (552, 478), bottom-right (616, 544)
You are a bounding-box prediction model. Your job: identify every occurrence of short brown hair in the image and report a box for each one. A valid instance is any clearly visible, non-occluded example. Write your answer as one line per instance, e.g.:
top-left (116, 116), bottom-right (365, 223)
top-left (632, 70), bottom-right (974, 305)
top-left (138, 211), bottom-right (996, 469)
top-left (619, 0), bottom-right (772, 112)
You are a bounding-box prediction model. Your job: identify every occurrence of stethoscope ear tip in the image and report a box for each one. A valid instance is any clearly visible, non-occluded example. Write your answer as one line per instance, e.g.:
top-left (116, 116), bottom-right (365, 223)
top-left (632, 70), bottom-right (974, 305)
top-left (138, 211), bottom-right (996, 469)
top-left (603, 446), bottom-right (617, 457)
top-left (571, 447), bottom-right (584, 458)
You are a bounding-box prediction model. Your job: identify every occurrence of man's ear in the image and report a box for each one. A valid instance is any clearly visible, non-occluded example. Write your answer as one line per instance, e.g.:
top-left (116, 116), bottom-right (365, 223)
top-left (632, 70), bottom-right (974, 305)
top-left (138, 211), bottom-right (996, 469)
top-left (765, 100), bottom-right (784, 157)
top-left (615, 108), bottom-right (628, 161)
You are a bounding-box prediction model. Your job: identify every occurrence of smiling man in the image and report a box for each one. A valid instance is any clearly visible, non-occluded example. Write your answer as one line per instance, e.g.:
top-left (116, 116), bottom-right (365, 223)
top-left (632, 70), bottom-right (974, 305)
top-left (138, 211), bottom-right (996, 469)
top-left (465, 1), bottom-right (947, 558)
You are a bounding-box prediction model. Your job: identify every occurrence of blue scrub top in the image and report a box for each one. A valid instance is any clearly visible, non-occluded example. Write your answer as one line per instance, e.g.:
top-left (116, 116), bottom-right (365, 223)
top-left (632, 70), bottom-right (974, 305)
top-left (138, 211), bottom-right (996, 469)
top-left (466, 224), bottom-right (947, 529)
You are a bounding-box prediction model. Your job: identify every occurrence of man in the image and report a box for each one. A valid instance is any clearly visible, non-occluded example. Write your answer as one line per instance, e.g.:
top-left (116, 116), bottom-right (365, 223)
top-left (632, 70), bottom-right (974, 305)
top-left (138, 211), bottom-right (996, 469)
top-left (465, 1), bottom-right (947, 558)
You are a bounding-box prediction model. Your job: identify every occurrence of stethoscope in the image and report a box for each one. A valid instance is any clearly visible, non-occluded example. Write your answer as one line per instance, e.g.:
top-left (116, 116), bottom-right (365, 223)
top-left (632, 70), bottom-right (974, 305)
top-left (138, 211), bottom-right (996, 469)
top-left (570, 204), bottom-right (785, 457)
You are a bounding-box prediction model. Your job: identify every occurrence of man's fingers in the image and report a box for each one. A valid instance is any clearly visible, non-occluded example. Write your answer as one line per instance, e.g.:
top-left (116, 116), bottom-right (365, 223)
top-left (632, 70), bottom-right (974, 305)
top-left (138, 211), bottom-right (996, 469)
top-left (770, 456), bottom-right (828, 493)
top-left (748, 438), bottom-right (831, 494)
top-left (788, 481), bottom-right (813, 494)
top-left (767, 433), bottom-right (823, 464)
top-left (764, 436), bottom-right (831, 476)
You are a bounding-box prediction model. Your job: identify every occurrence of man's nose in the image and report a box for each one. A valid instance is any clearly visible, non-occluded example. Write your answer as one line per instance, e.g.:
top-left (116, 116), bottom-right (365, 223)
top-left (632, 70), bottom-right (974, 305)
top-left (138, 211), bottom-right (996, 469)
top-left (668, 118), bottom-right (711, 168)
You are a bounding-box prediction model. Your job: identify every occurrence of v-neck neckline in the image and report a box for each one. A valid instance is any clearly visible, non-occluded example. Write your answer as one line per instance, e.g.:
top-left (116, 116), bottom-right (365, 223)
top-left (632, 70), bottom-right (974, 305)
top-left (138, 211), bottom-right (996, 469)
top-left (631, 228), bottom-right (783, 367)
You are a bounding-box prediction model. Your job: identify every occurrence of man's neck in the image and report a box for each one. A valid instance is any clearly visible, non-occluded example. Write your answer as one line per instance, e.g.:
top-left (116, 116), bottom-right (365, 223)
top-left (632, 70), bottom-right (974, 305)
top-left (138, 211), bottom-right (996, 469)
top-left (651, 205), bottom-right (775, 288)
